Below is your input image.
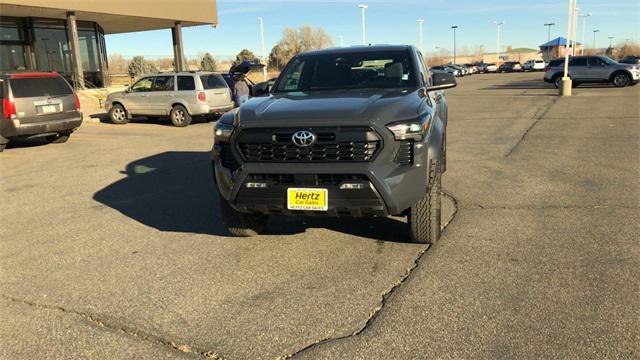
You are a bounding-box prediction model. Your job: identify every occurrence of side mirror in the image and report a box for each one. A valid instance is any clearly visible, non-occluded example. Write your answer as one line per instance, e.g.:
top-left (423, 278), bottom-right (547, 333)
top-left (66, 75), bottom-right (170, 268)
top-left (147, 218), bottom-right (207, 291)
top-left (427, 72), bottom-right (457, 92)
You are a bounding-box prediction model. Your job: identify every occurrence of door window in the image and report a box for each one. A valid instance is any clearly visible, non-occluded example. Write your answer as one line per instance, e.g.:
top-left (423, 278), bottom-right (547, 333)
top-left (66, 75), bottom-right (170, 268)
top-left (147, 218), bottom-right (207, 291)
top-left (130, 77), bottom-right (153, 92)
top-left (587, 57), bottom-right (606, 66)
top-left (153, 76), bottom-right (175, 91)
top-left (177, 76), bottom-right (196, 91)
top-left (200, 74), bottom-right (228, 89)
top-left (415, 50), bottom-right (430, 86)
top-left (569, 58), bottom-right (587, 66)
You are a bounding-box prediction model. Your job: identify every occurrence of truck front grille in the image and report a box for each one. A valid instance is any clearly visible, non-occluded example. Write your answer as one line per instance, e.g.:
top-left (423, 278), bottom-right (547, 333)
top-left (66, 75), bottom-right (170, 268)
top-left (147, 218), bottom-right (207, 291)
top-left (236, 127), bottom-right (380, 163)
top-left (246, 174), bottom-right (369, 186)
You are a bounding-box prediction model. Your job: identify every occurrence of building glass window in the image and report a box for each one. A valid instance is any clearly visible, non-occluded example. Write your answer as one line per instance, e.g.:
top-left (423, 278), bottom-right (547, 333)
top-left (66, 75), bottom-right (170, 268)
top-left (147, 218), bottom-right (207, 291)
top-left (0, 44), bottom-right (27, 70)
top-left (0, 16), bottom-right (25, 41)
top-left (78, 29), bottom-right (99, 72)
top-left (33, 19), bottom-right (72, 74)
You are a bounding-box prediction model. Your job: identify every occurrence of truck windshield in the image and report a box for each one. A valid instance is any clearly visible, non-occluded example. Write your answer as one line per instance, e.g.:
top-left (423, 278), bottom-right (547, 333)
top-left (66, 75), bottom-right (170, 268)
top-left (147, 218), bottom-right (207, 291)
top-left (274, 50), bottom-right (417, 93)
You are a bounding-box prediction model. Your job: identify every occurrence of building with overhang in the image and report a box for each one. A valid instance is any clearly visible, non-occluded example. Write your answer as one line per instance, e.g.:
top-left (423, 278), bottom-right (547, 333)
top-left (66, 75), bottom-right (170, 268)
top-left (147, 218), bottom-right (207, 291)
top-left (539, 37), bottom-right (583, 62)
top-left (0, 0), bottom-right (218, 88)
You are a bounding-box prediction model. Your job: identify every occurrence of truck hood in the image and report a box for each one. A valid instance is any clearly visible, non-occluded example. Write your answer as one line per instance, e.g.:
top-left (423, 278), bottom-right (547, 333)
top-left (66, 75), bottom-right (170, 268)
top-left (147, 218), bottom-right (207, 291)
top-left (237, 89), bottom-right (422, 127)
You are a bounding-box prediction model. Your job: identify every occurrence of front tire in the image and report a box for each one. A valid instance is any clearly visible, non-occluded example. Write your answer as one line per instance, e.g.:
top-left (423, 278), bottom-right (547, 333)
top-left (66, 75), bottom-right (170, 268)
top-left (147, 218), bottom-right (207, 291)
top-left (109, 104), bottom-right (129, 124)
top-left (612, 73), bottom-right (631, 88)
top-left (219, 197), bottom-right (269, 237)
top-left (408, 158), bottom-right (442, 244)
top-left (170, 105), bottom-right (191, 127)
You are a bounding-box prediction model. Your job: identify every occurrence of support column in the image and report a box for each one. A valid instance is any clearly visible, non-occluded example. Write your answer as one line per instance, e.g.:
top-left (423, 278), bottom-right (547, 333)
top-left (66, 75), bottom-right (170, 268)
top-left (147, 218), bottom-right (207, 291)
top-left (66, 12), bottom-right (85, 89)
top-left (172, 22), bottom-right (186, 72)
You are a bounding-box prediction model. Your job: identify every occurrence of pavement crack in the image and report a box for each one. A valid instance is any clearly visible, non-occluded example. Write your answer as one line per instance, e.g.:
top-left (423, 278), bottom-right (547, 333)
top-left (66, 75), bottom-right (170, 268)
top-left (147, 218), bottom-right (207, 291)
top-left (505, 96), bottom-right (559, 158)
top-left (0, 294), bottom-right (224, 359)
top-left (281, 191), bottom-right (459, 359)
top-left (458, 204), bottom-right (637, 210)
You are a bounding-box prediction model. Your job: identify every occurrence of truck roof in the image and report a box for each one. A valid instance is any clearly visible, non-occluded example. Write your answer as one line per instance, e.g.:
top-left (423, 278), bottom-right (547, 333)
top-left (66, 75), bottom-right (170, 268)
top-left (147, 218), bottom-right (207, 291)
top-left (301, 45), bottom-right (415, 56)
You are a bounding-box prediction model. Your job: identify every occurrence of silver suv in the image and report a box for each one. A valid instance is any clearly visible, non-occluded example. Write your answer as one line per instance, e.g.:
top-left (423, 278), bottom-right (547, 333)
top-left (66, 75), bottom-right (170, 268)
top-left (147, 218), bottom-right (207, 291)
top-left (106, 72), bottom-right (234, 127)
top-left (544, 56), bottom-right (640, 88)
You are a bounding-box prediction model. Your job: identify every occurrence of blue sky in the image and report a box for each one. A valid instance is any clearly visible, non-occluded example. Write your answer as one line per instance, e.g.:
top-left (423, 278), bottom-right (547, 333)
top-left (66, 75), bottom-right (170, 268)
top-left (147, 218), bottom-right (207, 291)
top-left (106, 0), bottom-right (640, 59)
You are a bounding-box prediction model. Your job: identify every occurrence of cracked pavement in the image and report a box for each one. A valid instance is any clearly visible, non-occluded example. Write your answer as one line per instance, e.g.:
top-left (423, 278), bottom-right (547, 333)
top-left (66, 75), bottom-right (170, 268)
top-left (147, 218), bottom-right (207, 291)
top-left (1, 73), bottom-right (638, 359)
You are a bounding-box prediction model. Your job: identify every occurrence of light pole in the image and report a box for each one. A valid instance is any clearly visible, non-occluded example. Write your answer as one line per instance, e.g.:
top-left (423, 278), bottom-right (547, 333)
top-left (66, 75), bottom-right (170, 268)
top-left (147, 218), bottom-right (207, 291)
top-left (339, 35), bottom-right (345, 47)
top-left (593, 29), bottom-right (599, 50)
top-left (258, 17), bottom-right (267, 80)
top-left (544, 23), bottom-right (555, 60)
top-left (417, 19), bottom-right (424, 54)
top-left (608, 36), bottom-right (615, 48)
top-left (562, 0), bottom-right (576, 96)
top-left (580, 12), bottom-right (591, 55)
top-left (451, 25), bottom-right (458, 64)
top-left (493, 21), bottom-right (504, 64)
top-left (572, 3), bottom-right (579, 55)
top-left (358, 3), bottom-right (368, 45)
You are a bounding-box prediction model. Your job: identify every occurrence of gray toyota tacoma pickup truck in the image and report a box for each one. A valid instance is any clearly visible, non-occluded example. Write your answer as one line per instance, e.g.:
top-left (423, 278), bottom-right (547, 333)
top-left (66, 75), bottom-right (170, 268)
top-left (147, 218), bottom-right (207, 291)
top-left (211, 45), bottom-right (457, 243)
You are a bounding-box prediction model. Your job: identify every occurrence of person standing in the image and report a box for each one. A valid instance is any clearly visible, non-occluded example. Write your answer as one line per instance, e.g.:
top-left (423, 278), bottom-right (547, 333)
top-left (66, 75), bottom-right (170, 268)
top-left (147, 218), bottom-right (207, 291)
top-left (234, 75), bottom-right (250, 106)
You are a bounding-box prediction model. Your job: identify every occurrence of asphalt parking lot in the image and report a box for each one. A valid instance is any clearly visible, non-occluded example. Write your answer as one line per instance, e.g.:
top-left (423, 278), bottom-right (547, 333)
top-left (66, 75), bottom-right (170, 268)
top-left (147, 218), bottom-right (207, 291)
top-left (1, 72), bottom-right (638, 359)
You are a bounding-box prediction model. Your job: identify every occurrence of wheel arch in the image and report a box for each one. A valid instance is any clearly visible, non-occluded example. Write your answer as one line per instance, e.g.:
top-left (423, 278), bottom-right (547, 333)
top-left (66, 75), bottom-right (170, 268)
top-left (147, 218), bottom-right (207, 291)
top-left (171, 102), bottom-right (191, 115)
top-left (609, 70), bottom-right (632, 82)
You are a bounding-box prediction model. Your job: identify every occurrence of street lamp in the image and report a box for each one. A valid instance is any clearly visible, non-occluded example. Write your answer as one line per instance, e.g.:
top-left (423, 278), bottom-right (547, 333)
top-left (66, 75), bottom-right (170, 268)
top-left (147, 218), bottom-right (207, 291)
top-left (561, 0), bottom-right (576, 96)
top-left (358, 3), bottom-right (368, 45)
top-left (451, 25), bottom-right (458, 64)
top-left (417, 19), bottom-right (424, 54)
top-left (580, 12), bottom-right (592, 55)
top-left (608, 36), bottom-right (615, 48)
top-left (493, 21), bottom-right (504, 64)
top-left (544, 23), bottom-right (555, 60)
top-left (258, 17), bottom-right (266, 81)
top-left (593, 29), bottom-right (599, 50)
top-left (572, 4), bottom-right (579, 55)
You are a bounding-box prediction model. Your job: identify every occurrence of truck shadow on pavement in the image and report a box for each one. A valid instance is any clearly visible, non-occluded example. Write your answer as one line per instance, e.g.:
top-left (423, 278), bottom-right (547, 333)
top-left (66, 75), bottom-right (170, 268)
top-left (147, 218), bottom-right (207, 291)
top-left (93, 151), bottom-right (409, 242)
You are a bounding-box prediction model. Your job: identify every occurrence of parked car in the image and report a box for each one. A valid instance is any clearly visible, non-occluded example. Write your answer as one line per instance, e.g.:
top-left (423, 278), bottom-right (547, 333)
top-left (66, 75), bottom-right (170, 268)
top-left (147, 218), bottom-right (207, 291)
top-left (106, 72), bottom-right (234, 127)
top-left (448, 64), bottom-right (468, 76)
top-left (480, 63), bottom-right (498, 73)
top-left (432, 65), bottom-right (460, 77)
top-left (498, 62), bottom-right (523, 72)
top-left (0, 71), bottom-right (82, 152)
top-left (523, 60), bottom-right (546, 71)
top-left (211, 45), bottom-right (457, 244)
top-left (464, 64), bottom-right (479, 74)
top-left (619, 56), bottom-right (640, 65)
top-left (544, 55), bottom-right (640, 88)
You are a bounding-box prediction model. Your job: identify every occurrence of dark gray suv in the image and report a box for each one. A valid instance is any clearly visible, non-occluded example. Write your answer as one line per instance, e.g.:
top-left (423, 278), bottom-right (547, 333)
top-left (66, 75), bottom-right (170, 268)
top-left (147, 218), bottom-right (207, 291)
top-left (211, 45), bottom-right (457, 244)
top-left (0, 72), bottom-right (82, 152)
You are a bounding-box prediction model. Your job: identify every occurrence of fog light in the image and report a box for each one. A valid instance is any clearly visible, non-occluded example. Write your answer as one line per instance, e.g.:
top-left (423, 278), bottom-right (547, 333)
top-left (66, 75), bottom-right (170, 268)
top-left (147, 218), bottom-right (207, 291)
top-left (340, 182), bottom-right (368, 190)
top-left (246, 182), bottom-right (268, 189)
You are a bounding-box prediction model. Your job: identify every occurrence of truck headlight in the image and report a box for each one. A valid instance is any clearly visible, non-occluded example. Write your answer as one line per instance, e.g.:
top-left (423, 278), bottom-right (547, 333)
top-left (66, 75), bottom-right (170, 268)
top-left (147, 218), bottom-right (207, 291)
top-left (386, 114), bottom-right (431, 141)
top-left (214, 121), bottom-right (234, 142)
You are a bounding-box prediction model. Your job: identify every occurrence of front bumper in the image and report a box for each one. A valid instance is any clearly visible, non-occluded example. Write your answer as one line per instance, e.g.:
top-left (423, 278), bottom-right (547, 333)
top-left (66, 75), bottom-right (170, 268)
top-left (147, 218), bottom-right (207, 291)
top-left (1, 116), bottom-right (83, 139)
top-left (212, 127), bottom-right (432, 217)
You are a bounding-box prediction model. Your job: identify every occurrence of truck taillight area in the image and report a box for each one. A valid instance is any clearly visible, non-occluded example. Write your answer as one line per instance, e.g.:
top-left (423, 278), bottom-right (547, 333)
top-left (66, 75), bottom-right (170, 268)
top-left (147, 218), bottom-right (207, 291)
top-left (2, 98), bottom-right (16, 119)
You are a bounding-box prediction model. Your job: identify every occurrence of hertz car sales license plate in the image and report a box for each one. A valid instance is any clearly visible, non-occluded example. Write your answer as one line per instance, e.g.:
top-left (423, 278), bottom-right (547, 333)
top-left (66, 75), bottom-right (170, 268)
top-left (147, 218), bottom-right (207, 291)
top-left (287, 188), bottom-right (328, 211)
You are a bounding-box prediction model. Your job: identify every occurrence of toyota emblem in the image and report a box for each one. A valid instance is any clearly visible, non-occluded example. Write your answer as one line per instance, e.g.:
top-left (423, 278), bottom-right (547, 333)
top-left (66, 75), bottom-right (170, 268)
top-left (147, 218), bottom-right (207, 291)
top-left (292, 131), bottom-right (317, 147)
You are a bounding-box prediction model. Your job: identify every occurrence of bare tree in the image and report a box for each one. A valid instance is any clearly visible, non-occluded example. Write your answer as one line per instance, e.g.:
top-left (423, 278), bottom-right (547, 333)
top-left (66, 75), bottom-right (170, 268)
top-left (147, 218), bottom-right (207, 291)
top-left (269, 26), bottom-right (333, 71)
top-left (108, 53), bottom-right (128, 74)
